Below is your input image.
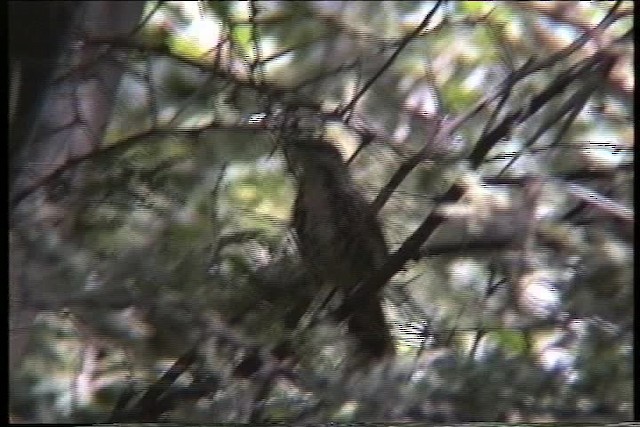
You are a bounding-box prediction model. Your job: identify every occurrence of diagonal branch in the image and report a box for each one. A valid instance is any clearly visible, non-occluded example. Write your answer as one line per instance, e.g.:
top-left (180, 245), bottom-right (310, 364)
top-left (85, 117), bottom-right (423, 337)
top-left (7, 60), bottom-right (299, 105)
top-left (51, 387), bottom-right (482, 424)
top-left (9, 121), bottom-right (270, 210)
top-left (341, 52), bottom-right (618, 319)
top-left (339, 0), bottom-right (443, 116)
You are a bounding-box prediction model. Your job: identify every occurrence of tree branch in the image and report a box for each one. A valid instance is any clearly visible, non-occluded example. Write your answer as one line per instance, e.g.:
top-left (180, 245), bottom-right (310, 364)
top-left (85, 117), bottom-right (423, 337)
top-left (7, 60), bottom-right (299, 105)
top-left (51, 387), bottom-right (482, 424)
top-left (340, 0), bottom-right (443, 116)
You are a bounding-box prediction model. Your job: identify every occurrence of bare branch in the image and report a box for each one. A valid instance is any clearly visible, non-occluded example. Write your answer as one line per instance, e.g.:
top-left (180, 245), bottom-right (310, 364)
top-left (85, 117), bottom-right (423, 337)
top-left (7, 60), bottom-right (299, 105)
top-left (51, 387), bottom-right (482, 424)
top-left (340, 0), bottom-right (443, 116)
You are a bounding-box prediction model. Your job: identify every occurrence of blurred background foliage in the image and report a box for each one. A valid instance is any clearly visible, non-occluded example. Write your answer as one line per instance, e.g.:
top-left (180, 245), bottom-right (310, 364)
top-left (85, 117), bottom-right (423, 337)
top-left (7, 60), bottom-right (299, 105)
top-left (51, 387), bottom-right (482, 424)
top-left (9, 0), bottom-right (633, 424)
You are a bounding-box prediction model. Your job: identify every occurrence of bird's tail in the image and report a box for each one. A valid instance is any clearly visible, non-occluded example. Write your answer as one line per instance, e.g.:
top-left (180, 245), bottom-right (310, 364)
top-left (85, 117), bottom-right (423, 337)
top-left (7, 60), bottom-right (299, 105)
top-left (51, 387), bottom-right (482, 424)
top-left (345, 296), bottom-right (395, 364)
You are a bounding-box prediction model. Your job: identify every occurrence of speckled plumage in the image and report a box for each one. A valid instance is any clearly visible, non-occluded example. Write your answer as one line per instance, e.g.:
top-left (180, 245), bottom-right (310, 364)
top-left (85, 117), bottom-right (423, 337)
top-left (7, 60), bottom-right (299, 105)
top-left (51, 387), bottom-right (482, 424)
top-left (287, 139), bottom-right (394, 361)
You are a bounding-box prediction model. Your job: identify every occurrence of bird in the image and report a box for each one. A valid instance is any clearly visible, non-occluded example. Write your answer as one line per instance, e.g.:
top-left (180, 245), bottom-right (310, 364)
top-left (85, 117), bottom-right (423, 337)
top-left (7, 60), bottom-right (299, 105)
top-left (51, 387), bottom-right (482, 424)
top-left (284, 137), bottom-right (395, 363)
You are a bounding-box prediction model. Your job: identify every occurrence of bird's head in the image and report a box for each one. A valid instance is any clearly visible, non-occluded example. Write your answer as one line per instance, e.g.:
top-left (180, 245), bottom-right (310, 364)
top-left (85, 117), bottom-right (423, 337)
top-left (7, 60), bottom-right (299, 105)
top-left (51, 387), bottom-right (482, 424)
top-left (282, 138), bottom-right (347, 179)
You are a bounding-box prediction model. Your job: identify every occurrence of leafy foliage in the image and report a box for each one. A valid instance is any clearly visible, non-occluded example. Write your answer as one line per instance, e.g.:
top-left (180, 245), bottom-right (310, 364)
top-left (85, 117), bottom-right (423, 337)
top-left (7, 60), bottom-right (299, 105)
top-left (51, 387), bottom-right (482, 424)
top-left (10, 1), bottom-right (633, 424)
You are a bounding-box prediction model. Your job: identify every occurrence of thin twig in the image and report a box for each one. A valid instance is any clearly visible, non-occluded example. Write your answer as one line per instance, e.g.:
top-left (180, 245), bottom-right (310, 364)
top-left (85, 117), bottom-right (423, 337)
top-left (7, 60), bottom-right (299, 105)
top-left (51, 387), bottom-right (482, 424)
top-left (340, 0), bottom-right (443, 117)
top-left (343, 52), bottom-right (617, 320)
